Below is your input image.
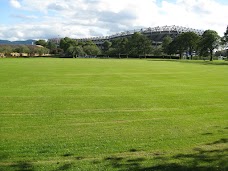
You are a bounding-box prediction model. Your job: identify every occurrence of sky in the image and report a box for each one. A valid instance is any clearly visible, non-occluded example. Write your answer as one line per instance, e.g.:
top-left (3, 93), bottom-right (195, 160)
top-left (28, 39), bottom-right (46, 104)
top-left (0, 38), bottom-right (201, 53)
top-left (0, 0), bottom-right (227, 41)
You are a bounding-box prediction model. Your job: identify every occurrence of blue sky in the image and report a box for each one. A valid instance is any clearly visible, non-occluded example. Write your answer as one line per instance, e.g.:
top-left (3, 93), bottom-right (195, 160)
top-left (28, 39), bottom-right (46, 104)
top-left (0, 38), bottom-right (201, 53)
top-left (0, 0), bottom-right (48, 24)
top-left (0, 0), bottom-right (227, 40)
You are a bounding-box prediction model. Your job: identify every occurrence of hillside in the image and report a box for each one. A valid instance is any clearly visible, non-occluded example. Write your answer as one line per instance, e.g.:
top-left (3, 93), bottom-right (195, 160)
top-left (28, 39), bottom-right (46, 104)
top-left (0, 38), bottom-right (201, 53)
top-left (0, 39), bottom-right (36, 45)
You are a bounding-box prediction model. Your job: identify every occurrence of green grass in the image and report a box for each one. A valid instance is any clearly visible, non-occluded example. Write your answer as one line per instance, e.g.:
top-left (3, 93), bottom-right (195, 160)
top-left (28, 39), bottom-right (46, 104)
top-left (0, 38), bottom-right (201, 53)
top-left (0, 58), bottom-right (227, 171)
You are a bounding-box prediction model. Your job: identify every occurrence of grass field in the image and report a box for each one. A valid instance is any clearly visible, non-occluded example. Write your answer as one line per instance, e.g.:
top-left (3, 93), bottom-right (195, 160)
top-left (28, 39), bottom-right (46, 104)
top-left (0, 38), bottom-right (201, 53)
top-left (0, 58), bottom-right (227, 171)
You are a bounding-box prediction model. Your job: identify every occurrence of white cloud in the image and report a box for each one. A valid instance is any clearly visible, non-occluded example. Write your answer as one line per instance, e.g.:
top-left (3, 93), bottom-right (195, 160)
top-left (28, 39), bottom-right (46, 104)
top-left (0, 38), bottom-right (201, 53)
top-left (10, 0), bottom-right (21, 8)
top-left (10, 14), bottom-right (38, 20)
top-left (2, 0), bottom-right (228, 40)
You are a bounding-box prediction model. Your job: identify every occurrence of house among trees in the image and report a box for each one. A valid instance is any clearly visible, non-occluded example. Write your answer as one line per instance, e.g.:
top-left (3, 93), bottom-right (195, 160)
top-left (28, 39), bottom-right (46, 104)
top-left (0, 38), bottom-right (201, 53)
top-left (0, 44), bottom-right (50, 57)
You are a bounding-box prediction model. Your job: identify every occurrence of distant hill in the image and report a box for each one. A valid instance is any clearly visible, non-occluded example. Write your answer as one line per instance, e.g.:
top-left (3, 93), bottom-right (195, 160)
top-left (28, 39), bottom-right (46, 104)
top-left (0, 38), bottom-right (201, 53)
top-left (0, 39), bottom-right (36, 45)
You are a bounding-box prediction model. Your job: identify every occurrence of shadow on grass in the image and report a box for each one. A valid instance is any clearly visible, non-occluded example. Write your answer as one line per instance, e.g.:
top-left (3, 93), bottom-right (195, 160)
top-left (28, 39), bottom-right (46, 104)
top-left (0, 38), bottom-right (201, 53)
top-left (54, 163), bottom-right (73, 171)
top-left (207, 138), bottom-right (228, 145)
top-left (9, 159), bottom-right (74, 171)
top-left (201, 132), bottom-right (213, 136)
top-left (0, 153), bottom-right (9, 161)
top-left (178, 60), bottom-right (228, 66)
top-left (10, 161), bottom-right (34, 171)
top-left (104, 138), bottom-right (228, 171)
top-left (147, 59), bottom-right (228, 66)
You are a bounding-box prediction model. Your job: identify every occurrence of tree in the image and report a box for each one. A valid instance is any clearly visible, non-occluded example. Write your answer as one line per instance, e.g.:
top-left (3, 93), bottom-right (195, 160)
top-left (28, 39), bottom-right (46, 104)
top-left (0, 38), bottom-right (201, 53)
top-left (199, 30), bottom-right (220, 61)
top-left (221, 26), bottom-right (228, 57)
top-left (106, 48), bottom-right (117, 56)
top-left (180, 32), bottom-right (200, 59)
top-left (128, 32), bottom-right (152, 57)
top-left (162, 36), bottom-right (172, 55)
top-left (78, 41), bottom-right (86, 47)
top-left (121, 38), bottom-right (130, 58)
top-left (15, 45), bottom-right (30, 54)
top-left (35, 40), bottom-right (47, 47)
top-left (83, 41), bottom-right (101, 56)
top-left (103, 40), bottom-right (112, 55)
top-left (28, 45), bottom-right (37, 55)
top-left (166, 32), bottom-right (200, 59)
top-left (36, 47), bottom-right (49, 56)
top-left (153, 46), bottom-right (163, 56)
top-left (60, 37), bottom-right (78, 52)
top-left (67, 45), bottom-right (84, 58)
top-left (167, 35), bottom-right (185, 59)
top-left (110, 38), bottom-right (130, 58)
top-left (0, 45), bottom-right (13, 55)
top-left (199, 47), bottom-right (209, 58)
top-left (221, 26), bottom-right (228, 44)
top-left (111, 38), bottom-right (123, 57)
top-left (47, 41), bottom-right (57, 54)
top-left (75, 46), bottom-right (85, 57)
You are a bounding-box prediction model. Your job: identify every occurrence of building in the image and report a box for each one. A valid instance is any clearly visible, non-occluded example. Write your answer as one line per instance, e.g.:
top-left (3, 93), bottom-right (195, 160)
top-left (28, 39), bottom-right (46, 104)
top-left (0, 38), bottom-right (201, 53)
top-left (48, 25), bottom-right (204, 48)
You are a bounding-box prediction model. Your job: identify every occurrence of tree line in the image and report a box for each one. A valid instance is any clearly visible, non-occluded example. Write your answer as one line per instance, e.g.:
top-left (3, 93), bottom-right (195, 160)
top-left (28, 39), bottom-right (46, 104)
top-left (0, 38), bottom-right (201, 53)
top-left (35, 38), bottom-right (102, 58)
top-left (43, 27), bottom-right (226, 61)
top-left (1, 27), bottom-right (226, 60)
top-left (103, 29), bottom-right (226, 61)
top-left (0, 44), bottom-right (49, 56)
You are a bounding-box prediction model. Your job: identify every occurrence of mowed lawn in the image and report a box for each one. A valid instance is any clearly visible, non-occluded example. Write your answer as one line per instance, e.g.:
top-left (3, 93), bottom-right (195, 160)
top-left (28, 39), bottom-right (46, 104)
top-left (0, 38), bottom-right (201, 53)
top-left (0, 58), bottom-right (227, 171)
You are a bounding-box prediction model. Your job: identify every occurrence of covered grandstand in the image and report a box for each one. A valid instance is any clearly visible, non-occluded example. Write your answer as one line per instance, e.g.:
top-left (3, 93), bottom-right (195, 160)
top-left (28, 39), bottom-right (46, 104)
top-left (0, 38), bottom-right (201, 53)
top-left (49, 25), bottom-right (204, 46)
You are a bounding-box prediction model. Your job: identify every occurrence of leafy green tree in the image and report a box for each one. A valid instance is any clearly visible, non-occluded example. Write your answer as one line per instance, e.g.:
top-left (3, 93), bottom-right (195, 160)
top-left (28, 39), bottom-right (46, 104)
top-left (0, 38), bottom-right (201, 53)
top-left (82, 41), bottom-right (101, 56)
top-left (221, 26), bottom-right (228, 57)
top-left (15, 45), bottom-right (30, 54)
top-left (28, 46), bottom-right (49, 56)
top-left (85, 40), bottom-right (95, 46)
top-left (199, 30), bottom-right (220, 61)
top-left (167, 40), bottom-right (176, 55)
top-left (221, 26), bottom-right (228, 44)
top-left (27, 46), bottom-right (36, 55)
top-left (166, 32), bottom-right (200, 59)
top-left (167, 35), bottom-right (185, 59)
top-left (111, 38), bottom-right (122, 57)
top-left (35, 40), bottom-right (47, 47)
top-left (36, 47), bottom-right (49, 56)
top-left (110, 38), bottom-right (130, 58)
top-left (60, 37), bottom-right (71, 52)
top-left (47, 41), bottom-right (57, 54)
top-left (180, 32), bottom-right (200, 59)
top-left (106, 48), bottom-right (117, 56)
top-left (67, 45), bottom-right (85, 58)
top-left (103, 40), bottom-right (112, 55)
top-left (75, 46), bottom-right (85, 57)
top-left (153, 46), bottom-right (163, 56)
top-left (120, 38), bottom-right (130, 58)
top-left (199, 47), bottom-right (209, 58)
top-left (83, 44), bottom-right (101, 56)
top-left (78, 41), bottom-right (86, 47)
top-left (128, 32), bottom-right (152, 57)
top-left (0, 45), bottom-right (13, 55)
top-left (162, 36), bottom-right (172, 55)
top-left (60, 37), bottom-right (78, 52)
top-left (110, 33), bottom-right (152, 58)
